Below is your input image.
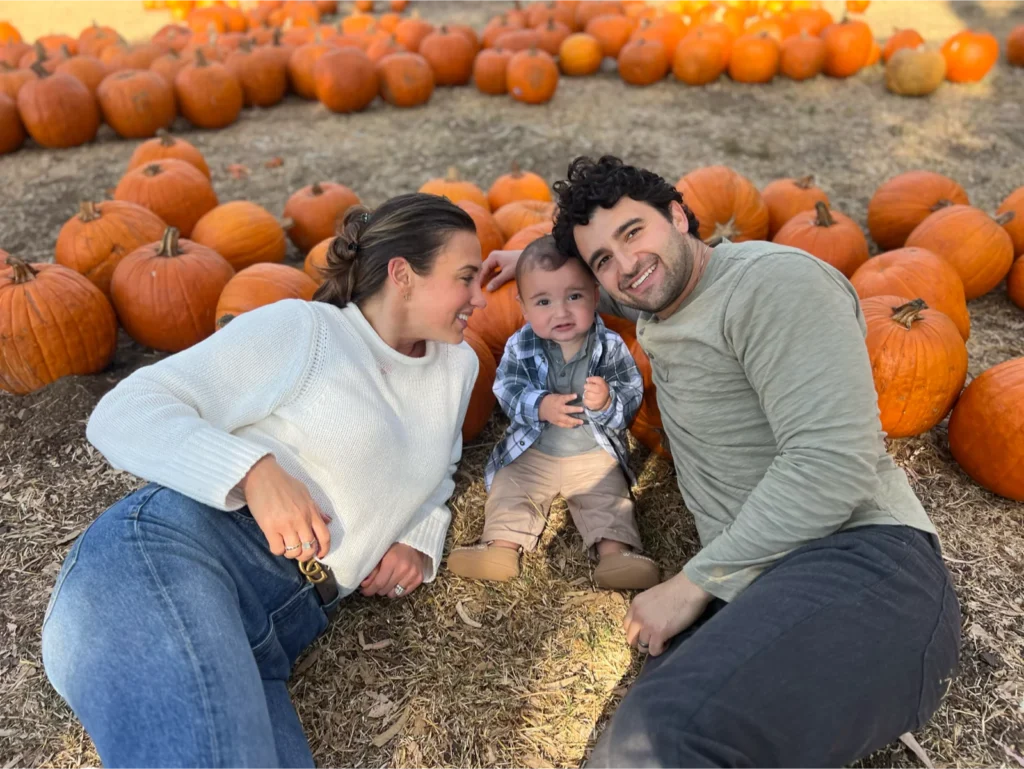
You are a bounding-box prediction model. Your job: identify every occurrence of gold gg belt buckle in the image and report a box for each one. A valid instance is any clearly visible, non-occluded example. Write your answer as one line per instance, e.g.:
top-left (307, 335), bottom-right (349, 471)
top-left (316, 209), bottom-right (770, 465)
top-left (299, 559), bottom-right (327, 584)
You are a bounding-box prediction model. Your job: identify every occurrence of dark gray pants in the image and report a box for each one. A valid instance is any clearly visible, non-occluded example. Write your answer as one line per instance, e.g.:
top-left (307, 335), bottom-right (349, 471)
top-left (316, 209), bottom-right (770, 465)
top-left (588, 525), bottom-right (961, 768)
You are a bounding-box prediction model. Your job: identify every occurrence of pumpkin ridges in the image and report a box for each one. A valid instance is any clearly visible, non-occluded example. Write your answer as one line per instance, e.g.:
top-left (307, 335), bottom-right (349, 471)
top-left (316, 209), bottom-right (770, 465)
top-left (97, 68), bottom-right (177, 139)
top-left (114, 158), bottom-right (219, 237)
top-left (420, 167), bottom-right (490, 211)
top-left (866, 170), bottom-right (969, 251)
top-left (16, 64), bottom-right (100, 148)
top-left (466, 279), bottom-right (525, 360)
top-left (773, 201), bottom-right (869, 278)
top-left (283, 181), bottom-right (361, 253)
top-left (191, 201), bottom-right (289, 271)
top-left (676, 165), bottom-right (769, 244)
top-left (761, 174), bottom-right (830, 238)
top-left (215, 263), bottom-right (317, 328)
top-left (461, 327), bottom-right (497, 442)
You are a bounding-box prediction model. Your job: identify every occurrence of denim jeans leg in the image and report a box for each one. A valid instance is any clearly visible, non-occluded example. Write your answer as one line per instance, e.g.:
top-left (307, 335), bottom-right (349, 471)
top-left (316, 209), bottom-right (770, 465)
top-left (41, 484), bottom-right (331, 768)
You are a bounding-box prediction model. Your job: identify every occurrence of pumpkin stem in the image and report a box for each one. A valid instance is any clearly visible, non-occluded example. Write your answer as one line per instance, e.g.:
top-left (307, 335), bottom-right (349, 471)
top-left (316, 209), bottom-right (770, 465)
top-left (280, 217), bottom-right (295, 230)
top-left (60, 43), bottom-right (73, 58)
top-left (446, 166), bottom-right (460, 181)
top-left (995, 211), bottom-right (1015, 227)
top-left (311, 182), bottom-right (324, 195)
top-left (5, 254), bottom-right (37, 284)
top-left (156, 127), bottom-right (175, 146)
top-left (891, 298), bottom-right (928, 329)
top-left (929, 198), bottom-right (954, 212)
top-left (29, 60), bottom-right (50, 78)
top-left (813, 201), bottom-right (836, 227)
top-left (272, 28), bottom-right (283, 46)
top-left (217, 314), bottom-right (235, 329)
top-left (78, 201), bottom-right (101, 222)
top-left (238, 37), bottom-right (253, 52)
top-left (33, 40), bottom-right (46, 61)
top-left (795, 175), bottom-right (815, 189)
top-left (156, 227), bottom-right (182, 257)
top-left (195, 48), bottom-right (208, 66)
top-left (143, 163), bottom-right (164, 177)
top-left (510, 160), bottom-right (521, 176)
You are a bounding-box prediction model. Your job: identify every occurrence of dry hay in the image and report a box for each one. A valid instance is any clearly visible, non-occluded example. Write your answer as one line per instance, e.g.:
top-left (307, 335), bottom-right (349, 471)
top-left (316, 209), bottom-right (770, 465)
top-left (3, 1), bottom-right (1024, 767)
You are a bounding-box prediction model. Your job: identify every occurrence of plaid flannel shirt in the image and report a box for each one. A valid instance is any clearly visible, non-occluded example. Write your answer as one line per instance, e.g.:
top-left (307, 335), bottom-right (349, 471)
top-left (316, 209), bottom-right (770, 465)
top-left (484, 313), bottom-right (644, 491)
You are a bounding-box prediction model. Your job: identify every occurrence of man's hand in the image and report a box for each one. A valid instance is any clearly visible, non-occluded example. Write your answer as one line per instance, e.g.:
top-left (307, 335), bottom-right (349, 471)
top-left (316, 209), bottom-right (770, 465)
top-left (480, 249), bottom-right (524, 291)
top-left (623, 571), bottom-right (714, 656)
top-left (539, 393), bottom-right (585, 428)
top-left (583, 376), bottom-right (611, 411)
top-left (360, 543), bottom-right (427, 598)
top-left (242, 455), bottom-right (331, 561)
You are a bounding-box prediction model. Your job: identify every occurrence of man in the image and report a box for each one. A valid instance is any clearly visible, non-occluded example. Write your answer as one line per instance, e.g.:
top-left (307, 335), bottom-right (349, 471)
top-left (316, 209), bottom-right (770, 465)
top-left (479, 156), bottom-right (961, 768)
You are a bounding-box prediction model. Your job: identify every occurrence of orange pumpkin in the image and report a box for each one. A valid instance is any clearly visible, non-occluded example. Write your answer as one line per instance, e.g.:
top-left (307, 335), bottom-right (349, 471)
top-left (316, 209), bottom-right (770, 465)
top-left (473, 47), bottom-right (512, 94)
top-left (845, 0), bottom-right (871, 12)
top-left (215, 263), bottom-right (317, 329)
top-left (503, 220), bottom-right (554, 251)
top-left (864, 38), bottom-right (881, 66)
top-left (483, 15), bottom-right (526, 49)
top-left (461, 327), bottom-right (498, 442)
top-left (851, 247), bottom-right (970, 341)
top-left (1008, 257), bottom-right (1024, 310)
top-left (313, 47), bottom-right (378, 112)
top-left (488, 162), bottom-right (552, 210)
top-left (672, 28), bottom-right (726, 84)
top-left (773, 201), bottom-right (868, 278)
top-left (676, 165), bottom-right (769, 243)
top-left (303, 237), bottom-right (334, 284)
top-left (0, 255), bottom-right (118, 395)
top-left (175, 49), bottom-right (243, 128)
top-left (493, 200), bottom-right (556, 240)
top-left (882, 28), bottom-right (924, 63)
top-left (448, 24), bottom-right (481, 56)
top-left (631, 14), bottom-right (687, 56)
top-left (0, 21), bottom-right (23, 45)
top-left (365, 34), bottom-right (405, 64)
top-left (683, 23), bottom-right (732, 68)
top-left (866, 171), bottom-right (969, 251)
top-left (458, 201), bottom-right (505, 260)
top-left (78, 22), bottom-right (119, 58)
top-left (940, 29), bottom-right (998, 82)
top-left (0, 91), bottom-right (24, 153)
top-left (618, 38), bottom-right (668, 85)
top-left (466, 280), bottom-right (525, 359)
top-left (17, 64), bottom-right (99, 148)
top-left (55, 52), bottom-right (108, 95)
top-left (779, 31), bottom-right (826, 80)
top-left (287, 36), bottom-right (333, 99)
top-left (1, 42), bottom-right (31, 69)
top-left (948, 357), bottom-right (1024, 500)
top-left (111, 226), bottom-right (235, 352)
top-left (127, 128), bottom-right (210, 178)
top-left (376, 51), bottom-right (435, 107)
top-left (821, 17), bottom-right (872, 77)
top-left (493, 29), bottom-right (544, 52)
top-left (728, 31), bottom-right (779, 83)
top-left (996, 187), bottom-right (1024, 257)
top-left (224, 40), bottom-right (288, 107)
top-left (0, 63), bottom-right (34, 100)
top-left (97, 69), bottom-right (176, 139)
top-left (419, 25), bottom-right (476, 86)
top-left (761, 175), bottom-right (829, 238)
top-left (420, 167), bottom-right (490, 211)
top-left (150, 49), bottom-right (188, 87)
top-left (905, 205), bottom-right (1015, 301)
top-left (559, 32), bottom-right (603, 76)
top-left (536, 19), bottom-right (573, 56)
top-left (1008, 24), bottom-right (1024, 67)
top-left (114, 158), bottom-right (218, 237)
top-left (585, 14), bottom-right (635, 58)
top-left (100, 39), bottom-right (164, 72)
top-left (507, 47), bottom-right (559, 104)
top-left (283, 181), bottom-right (361, 253)
top-left (393, 15), bottom-right (435, 52)
top-left (788, 7), bottom-right (834, 37)
top-left (55, 200), bottom-right (167, 297)
top-left (191, 201), bottom-right (288, 271)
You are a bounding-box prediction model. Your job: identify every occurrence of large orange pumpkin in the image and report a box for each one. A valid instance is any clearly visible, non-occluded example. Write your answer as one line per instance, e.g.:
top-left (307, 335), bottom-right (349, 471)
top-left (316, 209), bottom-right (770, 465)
top-left (905, 205), bottom-right (1015, 300)
top-left (940, 29), bottom-right (998, 83)
top-left (114, 158), bottom-right (218, 237)
top-left (761, 175), bottom-right (829, 238)
top-left (458, 201), bottom-right (504, 260)
top-left (461, 327), bottom-right (498, 442)
top-left (773, 201), bottom-right (869, 278)
top-left (224, 40), bottom-right (288, 107)
top-left (127, 128), bottom-right (210, 178)
top-left (821, 17), bottom-right (872, 77)
top-left (473, 47), bottom-right (512, 94)
top-left (419, 25), bottom-right (476, 86)
top-left (55, 200), bottom-right (167, 297)
top-left (174, 49), bottom-right (243, 128)
top-left (215, 263), bottom-right (317, 329)
top-left (996, 187), bottom-right (1024, 257)
top-left (111, 226), bottom-right (235, 352)
top-left (17, 63), bottom-right (100, 148)
top-left (191, 201), bottom-right (289, 271)
top-left (1008, 257), bottom-right (1024, 310)
top-left (676, 165), bottom-right (769, 243)
top-left (283, 181), bottom-right (361, 254)
top-left (55, 52), bottom-right (109, 95)
top-left (947, 357), bottom-right (1024, 500)
top-left (488, 162), bottom-right (552, 210)
top-left (493, 200), bottom-right (556, 240)
top-left (0, 254), bottom-right (118, 395)
top-left (862, 295), bottom-right (967, 439)
top-left (467, 280), bottom-right (525, 360)
top-left (420, 167), bottom-right (490, 211)
top-left (376, 51), bottom-right (435, 107)
top-left (507, 47), bottom-right (559, 104)
top-left (313, 47), bottom-right (378, 113)
top-left (97, 69), bottom-right (176, 139)
top-left (866, 171), bottom-right (969, 251)
top-left (504, 221), bottom-right (554, 251)
top-left (850, 247), bottom-right (970, 341)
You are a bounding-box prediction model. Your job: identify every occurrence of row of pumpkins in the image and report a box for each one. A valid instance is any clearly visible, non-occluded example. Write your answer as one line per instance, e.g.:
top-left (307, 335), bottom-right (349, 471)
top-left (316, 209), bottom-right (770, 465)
top-left (1, 130), bottom-right (1022, 500)
top-left (4, 0), bottom-right (1024, 155)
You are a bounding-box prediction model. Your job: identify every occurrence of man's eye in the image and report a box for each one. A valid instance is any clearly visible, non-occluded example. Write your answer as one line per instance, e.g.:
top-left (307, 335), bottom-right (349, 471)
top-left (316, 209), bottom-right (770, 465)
top-left (626, 227), bottom-right (641, 240)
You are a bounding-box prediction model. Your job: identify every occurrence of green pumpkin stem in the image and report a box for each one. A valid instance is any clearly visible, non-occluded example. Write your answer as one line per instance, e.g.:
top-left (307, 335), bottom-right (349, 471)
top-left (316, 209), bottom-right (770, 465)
top-left (892, 298), bottom-right (928, 329)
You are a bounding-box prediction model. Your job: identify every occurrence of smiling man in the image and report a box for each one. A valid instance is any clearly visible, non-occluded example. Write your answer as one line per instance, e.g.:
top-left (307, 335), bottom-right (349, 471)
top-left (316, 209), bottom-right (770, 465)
top-left (480, 156), bottom-right (962, 768)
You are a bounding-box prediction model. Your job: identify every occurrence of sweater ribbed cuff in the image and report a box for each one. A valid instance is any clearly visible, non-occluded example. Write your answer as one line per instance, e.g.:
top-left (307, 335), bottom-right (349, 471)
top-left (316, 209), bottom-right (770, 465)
top-left (169, 429), bottom-right (272, 511)
top-left (398, 506), bottom-right (451, 583)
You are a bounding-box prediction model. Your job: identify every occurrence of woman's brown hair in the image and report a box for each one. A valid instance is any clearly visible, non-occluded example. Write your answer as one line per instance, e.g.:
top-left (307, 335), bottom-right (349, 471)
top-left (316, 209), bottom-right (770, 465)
top-left (313, 192), bottom-right (477, 308)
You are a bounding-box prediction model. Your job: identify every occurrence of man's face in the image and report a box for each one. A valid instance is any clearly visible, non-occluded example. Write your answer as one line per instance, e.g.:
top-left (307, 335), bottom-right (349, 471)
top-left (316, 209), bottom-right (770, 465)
top-left (572, 198), bottom-right (695, 314)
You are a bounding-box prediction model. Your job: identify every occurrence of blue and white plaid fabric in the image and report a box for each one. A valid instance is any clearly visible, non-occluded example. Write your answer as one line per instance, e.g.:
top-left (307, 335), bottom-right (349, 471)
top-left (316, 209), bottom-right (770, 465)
top-left (484, 313), bottom-right (644, 491)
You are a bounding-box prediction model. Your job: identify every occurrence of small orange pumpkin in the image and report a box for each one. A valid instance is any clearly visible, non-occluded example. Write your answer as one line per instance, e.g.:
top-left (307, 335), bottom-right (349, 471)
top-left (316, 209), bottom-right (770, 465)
top-left (618, 38), bottom-right (668, 85)
top-left (773, 201), bottom-right (869, 278)
top-left (0, 91), bottom-right (24, 153)
top-left (503, 220), bottom-right (554, 251)
top-left (672, 28), bottom-right (726, 84)
top-left (488, 162), bottom-right (552, 210)
top-left (376, 51), bottom-right (435, 107)
top-left (882, 28), bottom-right (925, 63)
top-left (314, 47), bottom-right (378, 112)
top-left (728, 31), bottom-right (779, 83)
top-left (866, 171), bottom-right (969, 251)
top-left (466, 280), bottom-right (525, 360)
top-left (493, 200), bottom-right (556, 241)
top-left (585, 14), bottom-right (635, 58)
top-left (283, 182), bottom-right (361, 254)
top-left (420, 167), bottom-right (490, 211)
top-left (779, 31), bottom-right (826, 80)
top-left (114, 158), bottom-right (218, 237)
top-left (97, 69), bottom-right (176, 139)
top-left (55, 52), bottom-right (108, 95)
top-left (215, 263), bottom-right (317, 329)
top-left (940, 29), bottom-right (998, 82)
top-left (761, 175), bottom-right (830, 239)
top-left (191, 201), bottom-right (289, 271)
top-left (559, 32), bottom-right (603, 76)
top-left (17, 63), bottom-right (100, 148)
top-left (224, 40), bottom-right (288, 107)
top-left (676, 165), bottom-right (769, 243)
top-left (303, 237), bottom-right (334, 285)
top-left (419, 25), bottom-right (476, 86)
top-left (473, 47), bottom-right (512, 94)
top-left (174, 49), bottom-right (243, 128)
top-left (127, 128), bottom-right (210, 178)
top-left (287, 35), bottom-right (334, 99)
top-left (507, 47), bottom-right (559, 104)
top-left (536, 19), bottom-right (572, 56)
top-left (821, 17), bottom-right (872, 77)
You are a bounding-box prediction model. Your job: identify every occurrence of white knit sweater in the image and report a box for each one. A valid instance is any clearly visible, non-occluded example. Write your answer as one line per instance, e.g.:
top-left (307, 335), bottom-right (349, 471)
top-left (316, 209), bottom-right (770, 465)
top-left (86, 298), bottom-right (478, 596)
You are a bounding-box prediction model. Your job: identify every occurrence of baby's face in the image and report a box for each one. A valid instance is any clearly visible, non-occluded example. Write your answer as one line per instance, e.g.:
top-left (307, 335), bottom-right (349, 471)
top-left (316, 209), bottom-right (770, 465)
top-left (517, 259), bottom-right (599, 344)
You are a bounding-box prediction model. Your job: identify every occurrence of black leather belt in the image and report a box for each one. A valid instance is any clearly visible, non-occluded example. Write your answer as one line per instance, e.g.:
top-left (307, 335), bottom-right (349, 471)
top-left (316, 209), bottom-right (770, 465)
top-left (299, 559), bottom-right (340, 618)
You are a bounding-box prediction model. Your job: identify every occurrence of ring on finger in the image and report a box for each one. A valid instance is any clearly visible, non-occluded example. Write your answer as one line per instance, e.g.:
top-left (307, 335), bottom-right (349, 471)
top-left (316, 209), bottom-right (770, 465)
top-left (302, 539), bottom-right (317, 551)
top-left (637, 640), bottom-right (650, 651)
top-left (393, 584), bottom-right (405, 596)
top-left (285, 543), bottom-right (301, 552)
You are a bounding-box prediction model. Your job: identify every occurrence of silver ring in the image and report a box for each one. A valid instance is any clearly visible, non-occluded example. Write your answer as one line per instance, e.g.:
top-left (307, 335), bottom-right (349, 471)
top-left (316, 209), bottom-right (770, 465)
top-left (637, 640), bottom-right (649, 650)
top-left (393, 584), bottom-right (405, 596)
top-left (285, 543), bottom-right (301, 552)
top-left (302, 540), bottom-right (316, 551)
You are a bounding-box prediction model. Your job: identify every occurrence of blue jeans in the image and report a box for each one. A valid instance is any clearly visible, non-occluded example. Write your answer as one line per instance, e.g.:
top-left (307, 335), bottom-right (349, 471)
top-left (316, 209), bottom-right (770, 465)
top-left (587, 525), bottom-right (962, 767)
top-left (41, 484), bottom-right (339, 768)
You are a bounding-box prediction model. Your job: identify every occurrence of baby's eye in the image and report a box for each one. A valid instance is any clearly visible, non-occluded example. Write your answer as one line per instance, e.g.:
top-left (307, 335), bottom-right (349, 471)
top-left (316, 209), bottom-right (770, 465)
top-left (569, 293), bottom-right (583, 301)
top-left (536, 299), bottom-right (549, 306)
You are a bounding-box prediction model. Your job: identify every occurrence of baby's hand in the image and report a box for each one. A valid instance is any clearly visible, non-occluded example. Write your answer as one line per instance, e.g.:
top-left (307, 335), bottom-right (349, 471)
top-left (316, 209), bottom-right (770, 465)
top-left (539, 393), bottom-right (585, 428)
top-left (583, 376), bottom-right (612, 411)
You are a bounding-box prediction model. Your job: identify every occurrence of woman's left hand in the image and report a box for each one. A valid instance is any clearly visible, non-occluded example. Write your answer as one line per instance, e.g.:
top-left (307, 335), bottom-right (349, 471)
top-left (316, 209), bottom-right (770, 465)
top-left (359, 543), bottom-right (426, 598)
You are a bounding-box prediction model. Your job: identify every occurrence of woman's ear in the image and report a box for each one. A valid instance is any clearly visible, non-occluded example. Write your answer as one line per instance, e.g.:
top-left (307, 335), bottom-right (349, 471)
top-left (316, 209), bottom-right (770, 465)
top-left (388, 256), bottom-right (412, 297)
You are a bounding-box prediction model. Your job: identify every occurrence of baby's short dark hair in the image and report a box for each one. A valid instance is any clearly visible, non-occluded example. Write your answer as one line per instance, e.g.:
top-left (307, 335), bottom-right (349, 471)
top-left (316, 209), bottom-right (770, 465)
top-left (514, 234), bottom-right (593, 286)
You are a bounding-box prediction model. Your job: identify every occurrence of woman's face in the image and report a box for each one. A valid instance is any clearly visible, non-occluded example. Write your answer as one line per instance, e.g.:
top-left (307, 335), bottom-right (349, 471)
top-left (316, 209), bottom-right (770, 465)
top-left (406, 230), bottom-right (487, 345)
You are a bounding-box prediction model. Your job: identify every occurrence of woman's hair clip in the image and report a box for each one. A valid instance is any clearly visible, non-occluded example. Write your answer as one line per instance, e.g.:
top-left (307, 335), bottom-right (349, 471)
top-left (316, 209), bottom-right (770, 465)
top-left (360, 212), bottom-right (371, 225)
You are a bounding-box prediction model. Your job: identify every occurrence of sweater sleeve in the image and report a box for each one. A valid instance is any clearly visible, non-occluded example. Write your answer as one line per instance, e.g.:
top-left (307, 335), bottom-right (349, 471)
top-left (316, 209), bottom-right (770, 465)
top-left (85, 300), bottom-right (319, 511)
top-left (396, 348), bottom-right (478, 582)
top-left (682, 253), bottom-right (884, 602)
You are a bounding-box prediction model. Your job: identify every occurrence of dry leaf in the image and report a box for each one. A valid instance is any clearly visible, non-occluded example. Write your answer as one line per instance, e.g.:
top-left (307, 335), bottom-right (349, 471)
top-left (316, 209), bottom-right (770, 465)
top-left (900, 732), bottom-right (935, 769)
top-left (456, 601), bottom-right (482, 628)
top-left (371, 706), bottom-right (410, 747)
top-left (292, 647), bottom-right (321, 678)
top-left (227, 163), bottom-right (250, 179)
top-left (265, 156), bottom-right (284, 168)
top-left (358, 630), bottom-right (393, 651)
top-left (367, 693), bottom-right (396, 719)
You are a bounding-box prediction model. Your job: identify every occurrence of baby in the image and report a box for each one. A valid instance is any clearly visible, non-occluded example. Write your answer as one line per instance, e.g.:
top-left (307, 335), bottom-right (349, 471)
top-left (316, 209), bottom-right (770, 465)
top-left (447, 236), bottom-right (660, 590)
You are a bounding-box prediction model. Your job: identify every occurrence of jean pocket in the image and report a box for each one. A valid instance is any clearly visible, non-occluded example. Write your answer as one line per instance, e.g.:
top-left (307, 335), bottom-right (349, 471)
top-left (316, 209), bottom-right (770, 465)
top-left (42, 526), bottom-right (89, 629)
top-left (224, 506), bottom-right (261, 527)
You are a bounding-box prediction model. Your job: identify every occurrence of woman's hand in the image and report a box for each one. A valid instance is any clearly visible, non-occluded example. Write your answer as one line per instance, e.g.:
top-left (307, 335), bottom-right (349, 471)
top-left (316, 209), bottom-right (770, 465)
top-left (480, 249), bottom-right (524, 291)
top-left (241, 455), bottom-right (331, 561)
top-left (623, 571), bottom-right (713, 656)
top-left (360, 543), bottom-right (426, 599)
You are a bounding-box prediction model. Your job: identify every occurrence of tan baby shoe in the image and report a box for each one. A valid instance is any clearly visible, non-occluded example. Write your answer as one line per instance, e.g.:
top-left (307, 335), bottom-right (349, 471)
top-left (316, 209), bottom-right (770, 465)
top-left (593, 551), bottom-right (661, 590)
top-left (446, 543), bottom-right (520, 582)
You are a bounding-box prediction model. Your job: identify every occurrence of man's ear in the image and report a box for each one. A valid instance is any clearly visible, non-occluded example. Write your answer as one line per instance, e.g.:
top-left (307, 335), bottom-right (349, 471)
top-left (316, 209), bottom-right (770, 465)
top-left (669, 200), bottom-right (692, 236)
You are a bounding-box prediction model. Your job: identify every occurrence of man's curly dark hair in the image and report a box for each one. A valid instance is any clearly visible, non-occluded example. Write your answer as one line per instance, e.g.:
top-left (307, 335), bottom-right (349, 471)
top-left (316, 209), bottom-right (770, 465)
top-left (551, 156), bottom-right (700, 261)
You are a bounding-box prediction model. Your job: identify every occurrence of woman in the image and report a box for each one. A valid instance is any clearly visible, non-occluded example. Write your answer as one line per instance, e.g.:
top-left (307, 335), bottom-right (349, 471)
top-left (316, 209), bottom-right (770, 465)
top-left (41, 192), bottom-right (486, 768)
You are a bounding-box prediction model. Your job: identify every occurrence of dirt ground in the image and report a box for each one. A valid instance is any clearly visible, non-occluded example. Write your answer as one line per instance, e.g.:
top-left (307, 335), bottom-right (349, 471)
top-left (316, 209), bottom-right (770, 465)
top-left (2, 1), bottom-right (1024, 767)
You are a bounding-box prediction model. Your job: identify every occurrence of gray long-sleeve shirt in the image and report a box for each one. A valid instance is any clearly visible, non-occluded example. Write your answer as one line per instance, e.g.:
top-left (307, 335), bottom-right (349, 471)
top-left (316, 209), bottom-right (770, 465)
top-left (600, 240), bottom-right (935, 601)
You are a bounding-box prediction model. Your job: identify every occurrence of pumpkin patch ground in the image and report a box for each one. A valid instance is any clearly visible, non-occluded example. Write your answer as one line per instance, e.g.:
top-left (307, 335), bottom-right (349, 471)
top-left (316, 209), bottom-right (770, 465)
top-left (1, 2), bottom-right (1023, 768)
